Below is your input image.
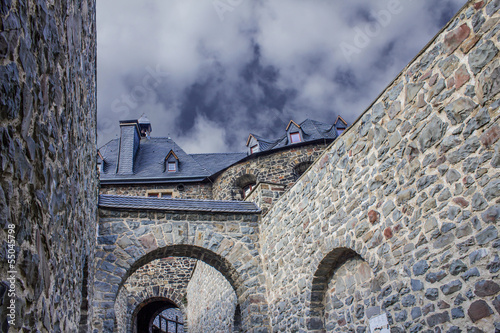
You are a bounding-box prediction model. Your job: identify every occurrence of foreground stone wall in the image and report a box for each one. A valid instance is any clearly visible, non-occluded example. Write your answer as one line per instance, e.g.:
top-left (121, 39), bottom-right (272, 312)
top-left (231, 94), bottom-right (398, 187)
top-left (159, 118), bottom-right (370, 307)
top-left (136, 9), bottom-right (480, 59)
top-left (0, 0), bottom-right (97, 332)
top-left (261, 1), bottom-right (500, 332)
top-left (186, 261), bottom-right (238, 332)
top-left (114, 257), bottom-right (195, 333)
top-left (213, 143), bottom-right (328, 201)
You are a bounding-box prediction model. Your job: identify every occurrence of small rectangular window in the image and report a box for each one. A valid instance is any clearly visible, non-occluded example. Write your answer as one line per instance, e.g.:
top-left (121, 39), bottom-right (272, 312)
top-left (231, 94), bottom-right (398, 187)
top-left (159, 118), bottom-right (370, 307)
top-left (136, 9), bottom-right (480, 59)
top-left (290, 132), bottom-right (301, 143)
top-left (250, 145), bottom-right (258, 154)
top-left (168, 162), bottom-right (176, 172)
top-left (147, 191), bottom-right (173, 198)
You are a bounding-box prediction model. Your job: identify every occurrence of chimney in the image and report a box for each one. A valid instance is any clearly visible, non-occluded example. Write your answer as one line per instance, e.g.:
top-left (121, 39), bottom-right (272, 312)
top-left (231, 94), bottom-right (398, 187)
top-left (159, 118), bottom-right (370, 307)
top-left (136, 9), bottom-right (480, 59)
top-left (116, 120), bottom-right (141, 175)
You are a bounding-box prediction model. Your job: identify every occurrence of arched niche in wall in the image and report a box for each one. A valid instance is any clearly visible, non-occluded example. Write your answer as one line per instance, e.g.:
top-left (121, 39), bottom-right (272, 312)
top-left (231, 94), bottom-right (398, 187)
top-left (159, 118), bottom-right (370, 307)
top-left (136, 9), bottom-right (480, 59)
top-left (308, 247), bottom-right (375, 332)
top-left (292, 161), bottom-right (313, 180)
top-left (234, 174), bottom-right (257, 199)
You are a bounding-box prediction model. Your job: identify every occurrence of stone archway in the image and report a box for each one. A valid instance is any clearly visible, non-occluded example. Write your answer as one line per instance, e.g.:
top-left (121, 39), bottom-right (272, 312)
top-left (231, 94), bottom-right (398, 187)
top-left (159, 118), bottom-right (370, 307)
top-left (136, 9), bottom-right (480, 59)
top-left (93, 207), bottom-right (269, 333)
top-left (307, 248), bottom-right (375, 332)
top-left (114, 257), bottom-right (194, 333)
top-left (132, 297), bottom-right (181, 333)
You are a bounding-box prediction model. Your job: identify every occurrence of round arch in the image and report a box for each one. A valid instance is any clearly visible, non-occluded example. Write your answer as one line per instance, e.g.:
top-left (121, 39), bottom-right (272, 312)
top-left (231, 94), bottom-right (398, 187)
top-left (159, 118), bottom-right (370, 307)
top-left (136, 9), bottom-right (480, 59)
top-left (132, 297), bottom-right (182, 333)
top-left (116, 245), bottom-right (241, 298)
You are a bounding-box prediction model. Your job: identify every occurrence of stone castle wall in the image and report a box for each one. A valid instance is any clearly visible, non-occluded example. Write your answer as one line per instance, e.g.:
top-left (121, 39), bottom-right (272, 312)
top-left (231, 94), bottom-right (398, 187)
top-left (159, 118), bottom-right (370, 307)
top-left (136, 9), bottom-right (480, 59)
top-left (261, 1), bottom-right (500, 332)
top-left (213, 143), bottom-right (329, 201)
top-left (100, 182), bottom-right (213, 199)
top-left (0, 0), bottom-right (97, 332)
top-left (186, 261), bottom-right (238, 332)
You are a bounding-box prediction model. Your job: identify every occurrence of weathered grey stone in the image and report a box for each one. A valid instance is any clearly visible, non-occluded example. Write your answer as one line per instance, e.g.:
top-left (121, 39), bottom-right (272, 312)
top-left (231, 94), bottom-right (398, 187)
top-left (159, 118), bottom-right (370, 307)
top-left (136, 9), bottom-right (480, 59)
top-left (388, 101), bottom-right (401, 120)
top-left (418, 116), bottom-right (447, 152)
top-left (476, 225), bottom-right (498, 245)
top-left (461, 267), bottom-right (480, 281)
top-left (448, 136), bottom-right (481, 164)
top-left (444, 98), bottom-right (477, 126)
top-left (429, 79), bottom-right (446, 100)
top-left (439, 55), bottom-right (460, 78)
top-left (438, 188), bottom-right (452, 202)
top-left (427, 311), bottom-right (450, 327)
top-left (413, 260), bottom-right (430, 276)
top-left (469, 41), bottom-right (499, 75)
top-left (481, 204), bottom-right (500, 223)
top-left (371, 103), bottom-right (385, 123)
top-left (441, 136), bottom-right (462, 153)
top-left (441, 280), bottom-right (462, 295)
top-left (388, 81), bottom-right (404, 100)
top-left (471, 193), bottom-right (488, 211)
top-left (446, 169), bottom-right (461, 184)
top-left (449, 260), bottom-right (467, 275)
top-left (484, 179), bottom-right (500, 201)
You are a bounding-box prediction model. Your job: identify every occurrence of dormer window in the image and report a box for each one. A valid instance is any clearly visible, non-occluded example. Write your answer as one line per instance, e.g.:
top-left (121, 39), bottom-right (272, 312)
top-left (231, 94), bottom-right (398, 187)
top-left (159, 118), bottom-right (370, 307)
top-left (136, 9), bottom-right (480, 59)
top-left (290, 132), bottom-right (301, 143)
top-left (164, 150), bottom-right (179, 173)
top-left (246, 134), bottom-right (260, 155)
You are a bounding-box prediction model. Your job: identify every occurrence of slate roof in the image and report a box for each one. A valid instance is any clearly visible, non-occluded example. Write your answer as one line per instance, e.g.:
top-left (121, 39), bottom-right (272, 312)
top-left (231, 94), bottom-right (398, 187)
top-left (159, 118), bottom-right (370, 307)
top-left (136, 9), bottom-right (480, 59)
top-left (249, 119), bottom-right (339, 152)
top-left (191, 153), bottom-right (247, 174)
top-left (99, 194), bottom-right (261, 213)
top-left (99, 137), bottom-right (247, 183)
top-left (98, 118), bottom-right (343, 183)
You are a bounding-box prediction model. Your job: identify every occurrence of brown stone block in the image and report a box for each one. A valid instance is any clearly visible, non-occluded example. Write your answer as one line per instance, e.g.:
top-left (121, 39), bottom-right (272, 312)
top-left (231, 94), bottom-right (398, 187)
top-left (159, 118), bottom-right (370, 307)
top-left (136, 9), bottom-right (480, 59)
top-left (474, 280), bottom-right (500, 297)
top-left (453, 197), bottom-right (469, 208)
top-left (474, 1), bottom-right (484, 9)
top-left (480, 125), bottom-right (500, 148)
top-left (383, 227), bottom-right (393, 239)
top-left (138, 233), bottom-right (158, 252)
top-left (368, 210), bottom-right (380, 224)
top-left (455, 64), bottom-right (471, 89)
top-left (444, 23), bottom-right (471, 54)
top-left (461, 35), bottom-right (481, 54)
top-left (468, 300), bottom-right (493, 322)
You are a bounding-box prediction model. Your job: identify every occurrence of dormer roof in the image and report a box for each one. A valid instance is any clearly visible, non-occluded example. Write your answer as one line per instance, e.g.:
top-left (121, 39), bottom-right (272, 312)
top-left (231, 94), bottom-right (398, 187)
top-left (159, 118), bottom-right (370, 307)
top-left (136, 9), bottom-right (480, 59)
top-left (165, 150), bottom-right (179, 161)
top-left (247, 119), bottom-right (341, 153)
top-left (285, 120), bottom-right (301, 131)
top-left (334, 115), bottom-right (348, 128)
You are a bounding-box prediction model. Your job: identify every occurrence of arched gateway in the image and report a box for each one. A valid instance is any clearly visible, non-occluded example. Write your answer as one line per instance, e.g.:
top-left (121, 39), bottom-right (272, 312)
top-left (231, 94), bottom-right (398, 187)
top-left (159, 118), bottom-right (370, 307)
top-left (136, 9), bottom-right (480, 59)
top-left (93, 195), bottom-right (269, 332)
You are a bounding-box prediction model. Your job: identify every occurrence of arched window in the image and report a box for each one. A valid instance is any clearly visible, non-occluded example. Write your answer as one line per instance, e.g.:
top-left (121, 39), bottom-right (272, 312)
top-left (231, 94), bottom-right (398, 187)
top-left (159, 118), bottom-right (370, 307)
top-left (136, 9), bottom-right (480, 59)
top-left (293, 161), bottom-right (313, 179)
top-left (234, 174), bottom-right (257, 199)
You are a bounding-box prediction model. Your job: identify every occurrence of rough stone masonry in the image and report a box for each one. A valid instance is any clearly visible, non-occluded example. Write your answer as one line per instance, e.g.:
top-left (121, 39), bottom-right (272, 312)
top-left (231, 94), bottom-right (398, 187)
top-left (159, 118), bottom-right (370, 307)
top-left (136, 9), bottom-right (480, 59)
top-left (0, 0), bottom-right (97, 332)
top-left (2, 0), bottom-right (500, 332)
top-left (262, 0), bottom-right (500, 331)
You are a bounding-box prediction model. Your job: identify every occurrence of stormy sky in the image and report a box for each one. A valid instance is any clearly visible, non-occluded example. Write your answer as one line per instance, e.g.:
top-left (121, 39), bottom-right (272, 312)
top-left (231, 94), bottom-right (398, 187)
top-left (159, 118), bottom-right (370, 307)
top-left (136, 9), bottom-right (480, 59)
top-left (97, 0), bottom-right (467, 153)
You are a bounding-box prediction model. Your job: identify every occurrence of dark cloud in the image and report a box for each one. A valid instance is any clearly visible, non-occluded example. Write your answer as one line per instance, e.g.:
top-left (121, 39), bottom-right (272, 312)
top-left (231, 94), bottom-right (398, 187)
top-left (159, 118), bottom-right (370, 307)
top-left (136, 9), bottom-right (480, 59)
top-left (97, 0), bottom-right (467, 153)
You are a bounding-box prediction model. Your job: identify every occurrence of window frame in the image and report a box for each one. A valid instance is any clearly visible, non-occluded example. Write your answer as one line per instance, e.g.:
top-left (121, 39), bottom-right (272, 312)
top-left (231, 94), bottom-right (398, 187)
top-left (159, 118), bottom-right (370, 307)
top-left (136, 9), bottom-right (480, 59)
top-left (167, 161), bottom-right (177, 172)
top-left (290, 132), bottom-right (301, 143)
top-left (146, 190), bottom-right (174, 198)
